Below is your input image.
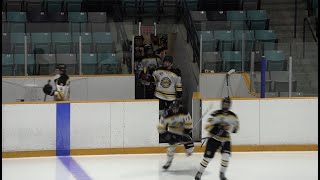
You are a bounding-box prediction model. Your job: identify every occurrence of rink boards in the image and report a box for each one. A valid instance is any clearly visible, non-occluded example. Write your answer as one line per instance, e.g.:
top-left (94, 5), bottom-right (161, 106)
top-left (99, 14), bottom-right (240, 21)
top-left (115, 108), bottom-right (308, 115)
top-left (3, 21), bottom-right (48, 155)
top-left (201, 98), bottom-right (318, 145)
top-left (2, 98), bottom-right (318, 158)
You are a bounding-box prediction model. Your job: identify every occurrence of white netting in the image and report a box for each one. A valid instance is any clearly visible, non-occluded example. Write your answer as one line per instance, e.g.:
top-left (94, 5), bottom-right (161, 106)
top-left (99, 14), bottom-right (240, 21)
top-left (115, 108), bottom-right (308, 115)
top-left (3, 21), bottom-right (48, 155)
top-left (23, 84), bottom-right (43, 101)
top-left (2, 81), bottom-right (44, 102)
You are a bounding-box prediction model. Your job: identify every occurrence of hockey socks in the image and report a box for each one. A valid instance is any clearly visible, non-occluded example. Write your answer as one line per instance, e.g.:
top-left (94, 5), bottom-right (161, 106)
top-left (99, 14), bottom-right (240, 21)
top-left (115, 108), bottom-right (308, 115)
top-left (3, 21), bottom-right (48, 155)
top-left (220, 153), bottom-right (230, 173)
top-left (195, 157), bottom-right (212, 180)
top-left (163, 145), bottom-right (176, 169)
top-left (220, 153), bottom-right (230, 180)
top-left (198, 157), bottom-right (212, 173)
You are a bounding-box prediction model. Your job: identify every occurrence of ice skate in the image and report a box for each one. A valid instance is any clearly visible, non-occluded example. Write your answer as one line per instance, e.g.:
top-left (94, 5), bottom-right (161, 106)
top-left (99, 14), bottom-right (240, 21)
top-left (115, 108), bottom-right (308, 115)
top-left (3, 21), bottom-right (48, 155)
top-left (162, 160), bottom-right (172, 170)
top-left (194, 171), bottom-right (202, 180)
top-left (186, 151), bottom-right (193, 156)
top-left (220, 172), bottom-right (228, 180)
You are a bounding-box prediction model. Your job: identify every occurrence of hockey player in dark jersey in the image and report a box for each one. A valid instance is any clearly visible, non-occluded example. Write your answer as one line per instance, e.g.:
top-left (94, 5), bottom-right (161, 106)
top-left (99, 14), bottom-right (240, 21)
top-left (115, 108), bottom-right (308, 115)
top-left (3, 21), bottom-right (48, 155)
top-left (195, 97), bottom-right (239, 180)
top-left (42, 64), bottom-right (70, 101)
top-left (157, 101), bottom-right (194, 170)
top-left (152, 55), bottom-right (182, 117)
top-left (155, 35), bottom-right (168, 60)
top-left (134, 35), bottom-right (145, 63)
top-left (138, 45), bottom-right (162, 99)
top-left (150, 33), bottom-right (160, 52)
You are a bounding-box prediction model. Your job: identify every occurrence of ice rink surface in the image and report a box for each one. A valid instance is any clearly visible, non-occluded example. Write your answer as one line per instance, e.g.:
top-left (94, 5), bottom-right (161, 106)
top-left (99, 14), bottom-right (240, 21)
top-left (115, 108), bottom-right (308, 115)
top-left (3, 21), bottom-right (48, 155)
top-left (3, 151), bottom-right (318, 180)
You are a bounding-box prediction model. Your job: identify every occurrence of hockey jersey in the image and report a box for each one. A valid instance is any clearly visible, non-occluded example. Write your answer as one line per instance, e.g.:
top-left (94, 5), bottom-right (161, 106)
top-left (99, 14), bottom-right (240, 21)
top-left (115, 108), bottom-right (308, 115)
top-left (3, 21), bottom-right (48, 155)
top-left (52, 74), bottom-right (70, 101)
top-left (205, 110), bottom-right (239, 142)
top-left (152, 67), bottom-right (182, 101)
top-left (157, 108), bottom-right (192, 135)
top-left (141, 56), bottom-right (161, 72)
top-left (139, 56), bottom-right (162, 86)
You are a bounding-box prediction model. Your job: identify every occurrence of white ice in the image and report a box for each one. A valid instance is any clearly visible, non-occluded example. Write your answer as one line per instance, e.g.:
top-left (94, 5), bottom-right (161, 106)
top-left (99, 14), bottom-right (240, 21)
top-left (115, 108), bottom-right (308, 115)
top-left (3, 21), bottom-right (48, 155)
top-left (2, 151), bottom-right (318, 180)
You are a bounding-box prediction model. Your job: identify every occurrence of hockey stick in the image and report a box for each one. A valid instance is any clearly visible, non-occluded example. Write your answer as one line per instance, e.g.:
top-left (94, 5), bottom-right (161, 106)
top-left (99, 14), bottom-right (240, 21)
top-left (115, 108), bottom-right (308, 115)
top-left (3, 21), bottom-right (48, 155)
top-left (226, 69), bottom-right (235, 98)
top-left (176, 136), bottom-right (211, 146)
top-left (43, 80), bottom-right (51, 102)
top-left (192, 102), bottom-right (215, 134)
top-left (171, 103), bottom-right (215, 147)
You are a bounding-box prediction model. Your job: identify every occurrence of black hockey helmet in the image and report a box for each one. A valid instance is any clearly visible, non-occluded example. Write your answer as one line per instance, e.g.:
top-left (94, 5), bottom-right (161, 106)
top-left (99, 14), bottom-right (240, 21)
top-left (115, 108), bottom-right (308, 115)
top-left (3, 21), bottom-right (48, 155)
top-left (150, 34), bottom-right (159, 44)
top-left (222, 97), bottom-right (231, 110)
top-left (160, 35), bottom-right (167, 43)
top-left (163, 55), bottom-right (173, 64)
top-left (169, 100), bottom-right (180, 113)
top-left (144, 45), bottom-right (154, 56)
top-left (134, 35), bottom-right (144, 47)
top-left (56, 64), bottom-right (66, 73)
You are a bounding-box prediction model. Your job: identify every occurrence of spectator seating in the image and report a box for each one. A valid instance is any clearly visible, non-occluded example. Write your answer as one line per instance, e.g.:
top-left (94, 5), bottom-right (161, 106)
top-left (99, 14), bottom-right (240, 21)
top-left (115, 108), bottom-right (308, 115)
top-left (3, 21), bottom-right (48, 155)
top-left (14, 54), bottom-right (36, 75)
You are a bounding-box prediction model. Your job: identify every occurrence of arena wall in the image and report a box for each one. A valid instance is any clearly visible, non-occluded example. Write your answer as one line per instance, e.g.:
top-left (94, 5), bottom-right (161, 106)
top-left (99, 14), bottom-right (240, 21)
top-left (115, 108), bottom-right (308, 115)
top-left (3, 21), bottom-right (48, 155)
top-left (201, 98), bottom-right (318, 145)
top-left (199, 73), bottom-right (256, 98)
top-left (2, 97), bottom-right (318, 158)
top-left (2, 75), bottom-right (135, 102)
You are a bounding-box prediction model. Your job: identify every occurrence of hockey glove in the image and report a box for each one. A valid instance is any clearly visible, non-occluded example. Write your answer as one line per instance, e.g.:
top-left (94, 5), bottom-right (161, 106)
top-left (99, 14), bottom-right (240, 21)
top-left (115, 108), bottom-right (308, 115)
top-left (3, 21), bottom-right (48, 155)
top-left (182, 133), bottom-right (193, 143)
top-left (160, 132), bottom-right (171, 142)
top-left (232, 128), bottom-right (238, 133)
top-left (43, 84), bottom-right (54, 96)
top-left (183, 128), bottom-right (192, 135)
top-left (209, 124), bottom-right (229, 135)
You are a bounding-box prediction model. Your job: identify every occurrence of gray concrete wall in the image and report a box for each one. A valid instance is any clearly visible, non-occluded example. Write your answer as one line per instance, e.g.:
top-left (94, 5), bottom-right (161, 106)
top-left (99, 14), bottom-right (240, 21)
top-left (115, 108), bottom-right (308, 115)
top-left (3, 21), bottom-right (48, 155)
top-left (171, 24), bottom-right (200, 114)
top-left (192, 98), bottom-right (201, 141)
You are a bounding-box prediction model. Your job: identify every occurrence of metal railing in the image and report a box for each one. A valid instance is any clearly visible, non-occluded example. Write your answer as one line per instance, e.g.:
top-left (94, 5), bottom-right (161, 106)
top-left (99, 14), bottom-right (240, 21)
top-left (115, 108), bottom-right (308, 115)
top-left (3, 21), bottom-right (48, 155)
top-left (303, 17), bottom-right (318, 57)
top-left (181, 0), bottom-right (200, 64)
top-left (294, 0), bottom-right (297, 38)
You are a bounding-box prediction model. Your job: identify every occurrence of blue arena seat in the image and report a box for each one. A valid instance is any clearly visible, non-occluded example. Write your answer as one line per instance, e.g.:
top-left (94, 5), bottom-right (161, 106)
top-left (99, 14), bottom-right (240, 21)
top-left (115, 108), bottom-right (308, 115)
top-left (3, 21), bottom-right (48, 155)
top-left (93, 32), bottom-right (114, 53)
top-left (36, 53), bottom-right (56, 75)
top-left (72, 32), bottom-right (94, 53)
top-left (255, 30), bottom-right (277, 51)
top-left (68, 12), bottom-right (87, 23)
top-left (10, 33), bottom-right (31, 54)
top-left (14, 54), bottom-right (36, 75)
top-left (31, 32), bottom-right (52, 54)
top-left (98, 53), bottom-right (119, 74)
top-left (81, 53), bottom-right (98, 74)
top-left (214, 30), bottom-right (234, 51)
top-left (198, 31), bottom-right (216, 52)
top-left (7, 12), bottom-right (27, 22)
top-left (247, 10), bottom-right (269, 30)
top-left (52, 32), bottom-right (73, 53)
top-left (2, 54), bottom-right (14, 76)
top-left (264, 50), bottom-right (286, 71)
top-left (56, 54), bottom-right (77, 75)
top-left (202, 51), bottom-right (222, 72)
top-left (221, 51), bottom-right (242, 71)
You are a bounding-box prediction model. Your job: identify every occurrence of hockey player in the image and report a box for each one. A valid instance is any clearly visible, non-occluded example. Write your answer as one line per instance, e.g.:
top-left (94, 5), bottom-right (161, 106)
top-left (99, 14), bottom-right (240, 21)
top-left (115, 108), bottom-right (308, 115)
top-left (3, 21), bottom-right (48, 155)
top-left (139, 45), bottom-right (162, 99)
top-left (150, 33), bottom-right (159, 51)
top-left (194, 97), bottom-right (239, 180)
top-left (155, 35), bottom-right (168, 60)
top-left (141, 45), bottom-right (162, 72)
top-left (152, 55), bottom-right (182, 117)
top-left (42, 64), bottom-right (70, 101)
top-left (134, 35), bottom-right (145, 63)
top-left (157, 101), bottom-right (194, 170)
top-left (134, 35), bottom-right (146, 83)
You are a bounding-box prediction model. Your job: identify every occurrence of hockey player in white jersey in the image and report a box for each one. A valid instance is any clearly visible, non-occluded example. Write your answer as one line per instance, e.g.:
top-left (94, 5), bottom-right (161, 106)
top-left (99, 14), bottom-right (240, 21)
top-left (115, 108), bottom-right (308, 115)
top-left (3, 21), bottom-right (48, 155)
top-left (140, 45), bottom-right (162, 73)
top-left (195, 97), bottom-right (239, 180)
top-left (157, 101), bottom-right (194, 170)
top-left (152, 55), bottom-right (182, 117)
top-left (42, 64), bottom-right (70, 101)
